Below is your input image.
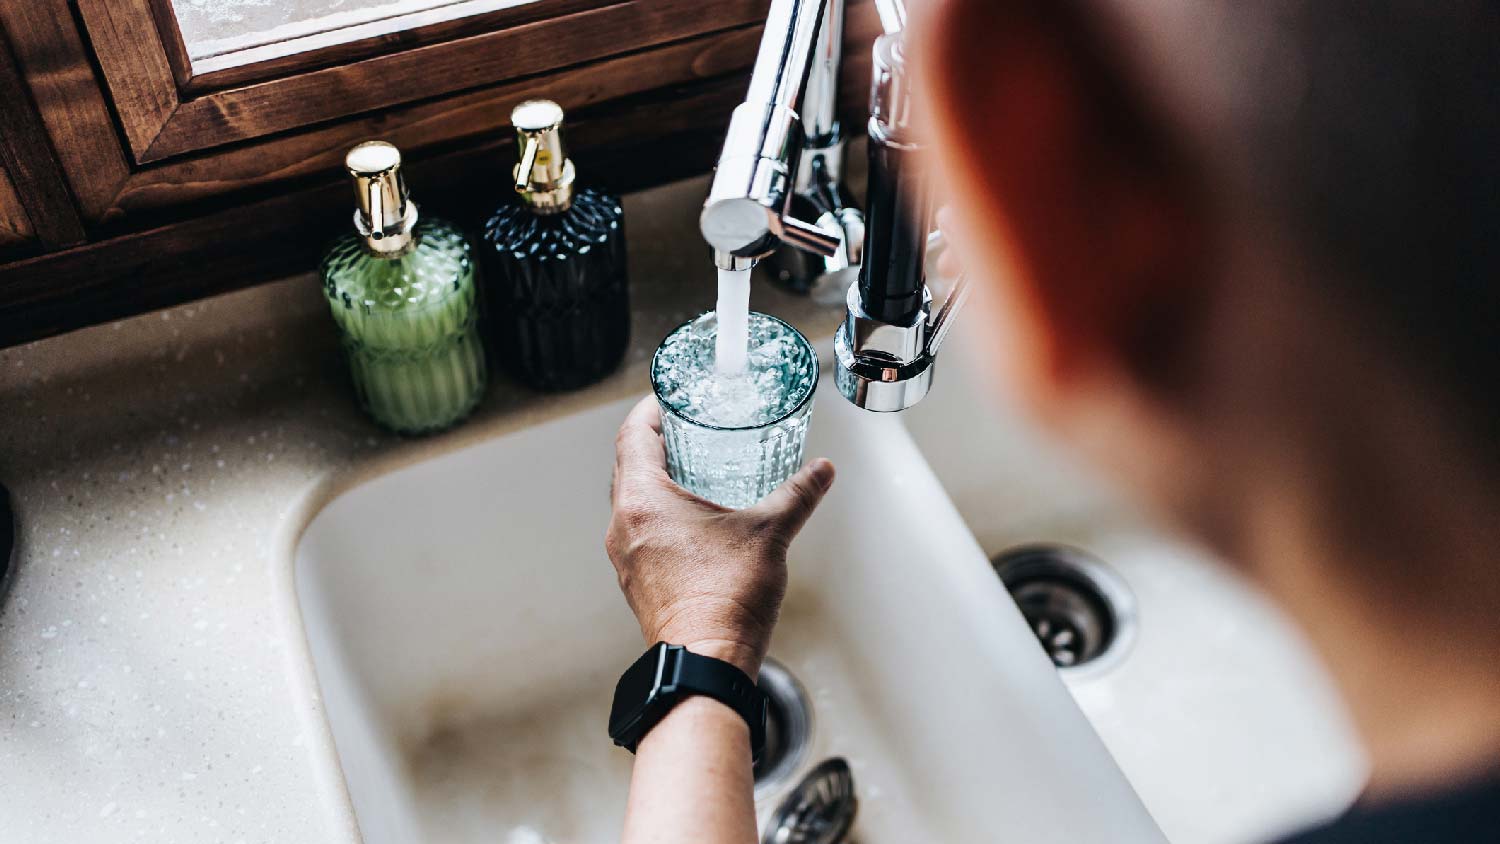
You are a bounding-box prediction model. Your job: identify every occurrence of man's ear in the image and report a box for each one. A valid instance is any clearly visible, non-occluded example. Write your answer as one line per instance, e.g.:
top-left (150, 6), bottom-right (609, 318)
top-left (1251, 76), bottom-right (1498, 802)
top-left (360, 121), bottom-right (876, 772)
top-left (914, 0), bottom-right (1209, 396)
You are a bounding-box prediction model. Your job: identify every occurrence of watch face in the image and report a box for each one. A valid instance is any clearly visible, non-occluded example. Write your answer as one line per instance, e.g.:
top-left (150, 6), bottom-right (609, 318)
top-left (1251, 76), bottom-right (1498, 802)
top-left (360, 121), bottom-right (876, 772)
top-left (609, 644), bottom-right (669, 739)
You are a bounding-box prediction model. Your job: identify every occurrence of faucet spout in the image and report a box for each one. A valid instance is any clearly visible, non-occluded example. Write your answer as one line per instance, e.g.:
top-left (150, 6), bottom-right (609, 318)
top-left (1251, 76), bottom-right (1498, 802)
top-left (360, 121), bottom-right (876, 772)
top-left (699, 0), bottom-right (835, 264)
top-left (712, 250), bottom-right (757, 272)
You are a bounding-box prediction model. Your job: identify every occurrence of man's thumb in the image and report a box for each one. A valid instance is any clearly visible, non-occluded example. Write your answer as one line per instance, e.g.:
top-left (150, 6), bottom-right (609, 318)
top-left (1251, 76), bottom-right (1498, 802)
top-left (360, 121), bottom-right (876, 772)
top-left (753, 458), bottom-right (836, 539)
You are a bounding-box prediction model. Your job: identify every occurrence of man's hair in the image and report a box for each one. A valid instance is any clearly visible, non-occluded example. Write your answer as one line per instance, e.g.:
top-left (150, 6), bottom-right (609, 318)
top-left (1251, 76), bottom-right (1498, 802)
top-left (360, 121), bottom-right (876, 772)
top-left (1105, 0), bottom-right (1498, 446)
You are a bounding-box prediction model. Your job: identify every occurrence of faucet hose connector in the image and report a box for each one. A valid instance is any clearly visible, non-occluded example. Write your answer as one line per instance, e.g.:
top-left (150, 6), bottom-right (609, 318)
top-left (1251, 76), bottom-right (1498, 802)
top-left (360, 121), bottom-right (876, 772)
top-left (858, 33), bottom-right (928, 324)
top-left (858, 132), bottom-right (928, 324)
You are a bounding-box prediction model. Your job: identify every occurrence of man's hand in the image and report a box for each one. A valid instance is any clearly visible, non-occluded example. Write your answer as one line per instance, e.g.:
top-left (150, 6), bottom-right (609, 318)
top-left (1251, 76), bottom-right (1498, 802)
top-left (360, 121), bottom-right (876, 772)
top-left (606, 396), bottom-right (835, 676)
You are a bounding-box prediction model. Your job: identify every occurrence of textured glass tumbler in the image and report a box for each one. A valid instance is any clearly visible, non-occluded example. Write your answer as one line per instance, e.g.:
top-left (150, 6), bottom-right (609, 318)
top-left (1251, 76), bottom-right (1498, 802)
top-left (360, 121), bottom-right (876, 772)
top-left (651, 312), bottom-right (818, 509)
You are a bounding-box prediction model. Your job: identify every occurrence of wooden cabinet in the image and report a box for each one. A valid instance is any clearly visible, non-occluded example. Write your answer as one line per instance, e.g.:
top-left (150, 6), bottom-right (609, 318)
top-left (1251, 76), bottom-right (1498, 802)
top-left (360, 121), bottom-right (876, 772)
top-left (0, 0), bottom-right (877, 346)
top-left (0, 164), bottom-right (35, 253)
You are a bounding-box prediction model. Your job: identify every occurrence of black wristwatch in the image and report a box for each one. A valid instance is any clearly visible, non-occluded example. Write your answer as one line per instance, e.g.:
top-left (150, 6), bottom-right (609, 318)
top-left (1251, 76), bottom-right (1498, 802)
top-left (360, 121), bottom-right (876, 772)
top-left (608, 642), bottom-right (767, 761)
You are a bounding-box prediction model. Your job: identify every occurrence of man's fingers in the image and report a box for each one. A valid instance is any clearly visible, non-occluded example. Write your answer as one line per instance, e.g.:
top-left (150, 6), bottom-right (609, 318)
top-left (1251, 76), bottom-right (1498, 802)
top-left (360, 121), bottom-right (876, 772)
top-left (613, 396), bottom-right (667, 503)
top-left (616, 396), bottom-right (665, 468)
top-left (626, 394), bottom-right (663, 433)
top-left (751, 458), bottom-right (835, 540)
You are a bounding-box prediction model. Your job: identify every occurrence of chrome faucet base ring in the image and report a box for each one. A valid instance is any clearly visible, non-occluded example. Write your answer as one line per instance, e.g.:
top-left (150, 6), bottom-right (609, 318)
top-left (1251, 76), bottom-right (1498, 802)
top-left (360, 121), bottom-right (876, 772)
top-left (834, 319), bottom-right (936, 412)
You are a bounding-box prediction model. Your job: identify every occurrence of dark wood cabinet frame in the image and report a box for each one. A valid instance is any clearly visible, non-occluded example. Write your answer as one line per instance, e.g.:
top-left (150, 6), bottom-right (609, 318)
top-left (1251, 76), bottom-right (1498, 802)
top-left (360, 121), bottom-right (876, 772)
top-left (0, 0), bottom-right (878, 347)
top-left (84, 0), bottom-right (779, 164)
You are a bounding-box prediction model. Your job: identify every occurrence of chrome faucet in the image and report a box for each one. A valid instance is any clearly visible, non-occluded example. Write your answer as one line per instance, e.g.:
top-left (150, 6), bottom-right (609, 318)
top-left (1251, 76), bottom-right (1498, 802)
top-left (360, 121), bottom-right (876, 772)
top-left (700, 0), bottom-right (847, 271)
top-left (834, 6), bottom-right (970, 412)
top-left (700, 0), bottom-right (968, 412)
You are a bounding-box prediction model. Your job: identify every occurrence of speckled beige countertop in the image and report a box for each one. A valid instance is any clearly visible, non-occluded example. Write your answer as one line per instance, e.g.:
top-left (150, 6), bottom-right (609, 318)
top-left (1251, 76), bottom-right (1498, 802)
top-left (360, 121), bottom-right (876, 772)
top-left (0, 175), bottom-right (846, 843)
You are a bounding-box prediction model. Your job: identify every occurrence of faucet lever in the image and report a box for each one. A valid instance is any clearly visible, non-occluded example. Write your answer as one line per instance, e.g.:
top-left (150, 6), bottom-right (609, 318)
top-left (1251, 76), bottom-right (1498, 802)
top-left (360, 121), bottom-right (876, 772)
top-left (923, 236), bottom-right (971, 359)
top-left (779, 215), bottom-right (843, 258)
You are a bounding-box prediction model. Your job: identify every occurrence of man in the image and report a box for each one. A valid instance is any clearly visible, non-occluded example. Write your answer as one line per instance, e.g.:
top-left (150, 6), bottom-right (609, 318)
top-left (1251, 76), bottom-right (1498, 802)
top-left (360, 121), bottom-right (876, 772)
top-left (605, 1), bottom-right (1500, 841)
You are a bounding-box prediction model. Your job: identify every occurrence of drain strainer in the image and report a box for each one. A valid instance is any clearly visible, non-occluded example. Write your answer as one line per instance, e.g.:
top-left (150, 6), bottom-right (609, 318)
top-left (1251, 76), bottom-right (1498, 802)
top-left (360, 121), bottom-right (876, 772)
top-left (755, 658), bottom-right (813, 795)
top-left (993, 544), bottom-right (1136, 672)
top-left (763, 757), bottom-right (858, 844)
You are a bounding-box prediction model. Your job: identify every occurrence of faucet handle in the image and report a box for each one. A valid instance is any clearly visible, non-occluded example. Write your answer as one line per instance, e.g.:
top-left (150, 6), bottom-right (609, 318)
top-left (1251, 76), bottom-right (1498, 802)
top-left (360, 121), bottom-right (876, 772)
top-left (779, 215), bottom-right (843, 258)
top-left (701, 201), bottom-right (840, 269)
top-left (922, 230), bottom-right (971, 359)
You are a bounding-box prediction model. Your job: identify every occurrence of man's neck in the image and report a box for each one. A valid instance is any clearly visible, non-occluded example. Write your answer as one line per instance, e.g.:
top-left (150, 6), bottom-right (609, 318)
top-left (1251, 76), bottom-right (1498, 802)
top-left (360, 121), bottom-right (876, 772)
top-left (1196, 265), bottom-right (1500, 801)
top-left (1251, 492), bottom-right (1500, 801)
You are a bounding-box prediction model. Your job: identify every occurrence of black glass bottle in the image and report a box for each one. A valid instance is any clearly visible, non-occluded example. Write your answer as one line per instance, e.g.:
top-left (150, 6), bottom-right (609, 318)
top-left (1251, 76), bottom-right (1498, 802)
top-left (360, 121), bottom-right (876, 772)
top-left (480, 100), bottom-right (630, 391)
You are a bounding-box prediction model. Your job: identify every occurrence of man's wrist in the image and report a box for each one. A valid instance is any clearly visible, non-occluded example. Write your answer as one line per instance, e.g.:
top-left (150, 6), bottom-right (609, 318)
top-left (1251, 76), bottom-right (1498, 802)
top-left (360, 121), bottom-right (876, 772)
top-left (634, 693), bottom-right (752, 759)
top-left (662, 637), bottom-right (762, 677)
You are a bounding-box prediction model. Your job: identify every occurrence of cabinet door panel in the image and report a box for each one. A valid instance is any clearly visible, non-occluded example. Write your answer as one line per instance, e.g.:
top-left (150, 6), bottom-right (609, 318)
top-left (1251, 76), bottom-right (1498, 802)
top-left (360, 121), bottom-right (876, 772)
top-left (0, 0), bottom-right (132, 222)
top-left (0, 166), bottom-right (35, 249)
top-left (0, 16), bottom-right (86, 247)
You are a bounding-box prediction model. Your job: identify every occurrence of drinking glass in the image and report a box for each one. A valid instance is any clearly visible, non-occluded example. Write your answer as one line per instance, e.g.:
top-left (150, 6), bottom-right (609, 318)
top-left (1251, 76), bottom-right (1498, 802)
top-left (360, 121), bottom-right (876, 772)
top-left (650, 311), bottom-right (818, 509)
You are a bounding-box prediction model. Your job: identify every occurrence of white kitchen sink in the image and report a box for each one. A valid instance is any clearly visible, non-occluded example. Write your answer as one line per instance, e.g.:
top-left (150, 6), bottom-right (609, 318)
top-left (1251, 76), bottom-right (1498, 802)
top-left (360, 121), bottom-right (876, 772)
top-left (901, 325), bottom-right (1370, 844)
top-left (294, 382), bottom-right (1166, 844)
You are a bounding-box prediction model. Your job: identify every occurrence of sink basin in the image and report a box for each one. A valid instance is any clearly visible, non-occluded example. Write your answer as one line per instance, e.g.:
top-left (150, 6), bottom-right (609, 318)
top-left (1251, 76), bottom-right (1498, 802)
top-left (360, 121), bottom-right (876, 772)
top-left (294, 380), bottom-right (1166, 843)
top-left (901, 326), bottom-right (1369, 844)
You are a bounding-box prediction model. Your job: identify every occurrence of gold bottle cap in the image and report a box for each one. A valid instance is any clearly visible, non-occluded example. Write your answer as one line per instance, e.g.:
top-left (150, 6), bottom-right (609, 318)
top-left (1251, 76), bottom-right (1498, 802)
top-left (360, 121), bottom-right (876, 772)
top-left (346, 140), bottom-right (419, 255)
top-left (511, 99), bottom-right (576, 214)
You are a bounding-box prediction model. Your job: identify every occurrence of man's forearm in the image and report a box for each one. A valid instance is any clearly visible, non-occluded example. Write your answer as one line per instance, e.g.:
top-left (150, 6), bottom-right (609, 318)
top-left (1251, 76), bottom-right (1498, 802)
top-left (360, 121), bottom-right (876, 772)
top-left (607, 397), bottom-right (834, 843)
top-left (621, 695), bottom-right (759, 844)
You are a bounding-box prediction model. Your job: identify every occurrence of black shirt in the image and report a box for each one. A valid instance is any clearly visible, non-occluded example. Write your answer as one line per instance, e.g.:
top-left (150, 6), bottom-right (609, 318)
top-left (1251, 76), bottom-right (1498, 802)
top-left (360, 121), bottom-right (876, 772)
top-left (1276, 774), bottom-right (1499, 843)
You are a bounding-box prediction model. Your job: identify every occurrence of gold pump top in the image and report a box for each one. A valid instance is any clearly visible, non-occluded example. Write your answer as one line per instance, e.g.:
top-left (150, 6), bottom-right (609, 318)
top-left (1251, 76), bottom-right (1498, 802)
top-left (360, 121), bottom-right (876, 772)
top-left (511, 99), bottom-right (576, 214)
top-left (346, 140), bottom-right (419, 255)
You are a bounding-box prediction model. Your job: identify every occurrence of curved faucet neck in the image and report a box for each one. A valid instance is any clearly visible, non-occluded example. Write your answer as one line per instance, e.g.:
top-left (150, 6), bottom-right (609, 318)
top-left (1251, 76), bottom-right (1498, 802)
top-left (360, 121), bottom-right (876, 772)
top-left (699, 0), bottom-right (842, 264)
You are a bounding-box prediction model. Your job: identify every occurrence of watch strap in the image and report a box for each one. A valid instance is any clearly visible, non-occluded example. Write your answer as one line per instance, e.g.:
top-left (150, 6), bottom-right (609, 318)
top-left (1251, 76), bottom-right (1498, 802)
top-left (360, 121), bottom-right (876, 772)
top-left (672, 647), bottom-right (765, 748)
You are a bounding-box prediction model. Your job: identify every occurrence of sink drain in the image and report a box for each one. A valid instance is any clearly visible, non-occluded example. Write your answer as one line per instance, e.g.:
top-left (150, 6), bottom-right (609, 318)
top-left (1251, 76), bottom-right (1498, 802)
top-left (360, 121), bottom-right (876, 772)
top-left (992, 545), bottom-right (1136, 672)
top-left (763, 757), bottom-right (857, 844)
top-left (755, 658), bottom-right (813, 795)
